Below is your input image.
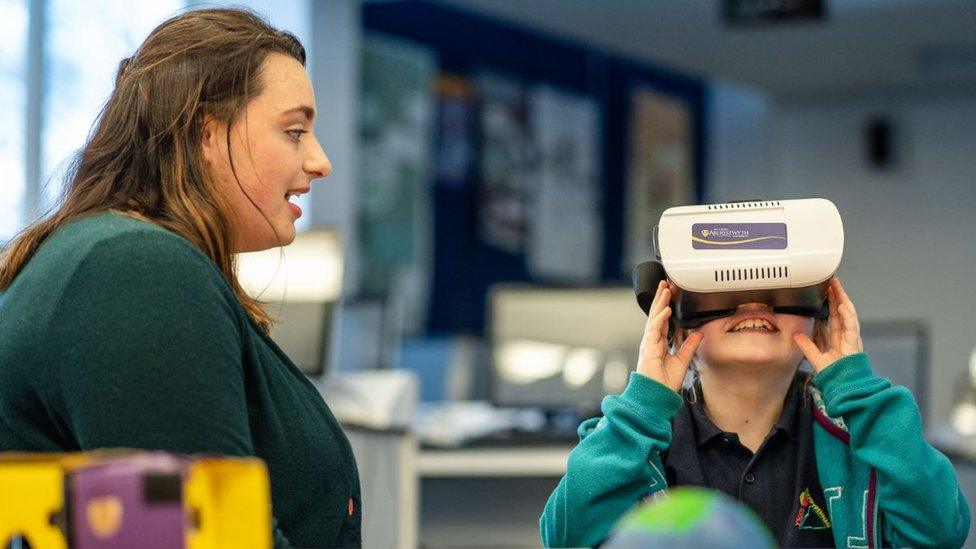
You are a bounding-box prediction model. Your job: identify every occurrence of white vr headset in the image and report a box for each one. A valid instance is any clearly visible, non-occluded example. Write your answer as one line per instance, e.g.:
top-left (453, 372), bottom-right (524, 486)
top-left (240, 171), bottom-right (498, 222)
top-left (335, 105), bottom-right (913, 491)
top-left (633, 198), bottom-right (844, 330)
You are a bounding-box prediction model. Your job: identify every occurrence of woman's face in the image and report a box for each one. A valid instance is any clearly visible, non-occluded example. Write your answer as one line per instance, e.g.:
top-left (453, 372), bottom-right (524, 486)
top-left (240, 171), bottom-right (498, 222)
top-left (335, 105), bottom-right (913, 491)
top-left (694, 302), bottom-right (814, 372)
top-left (202, 52), bottom-right (331, 252)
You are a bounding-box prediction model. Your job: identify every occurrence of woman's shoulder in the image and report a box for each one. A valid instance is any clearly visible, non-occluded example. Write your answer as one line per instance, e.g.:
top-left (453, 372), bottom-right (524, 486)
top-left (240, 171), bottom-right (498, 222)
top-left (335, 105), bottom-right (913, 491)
top-left (54, 211), bottom-right (207, 261)
top-left (1, 212), bottom-right (245, 368)
top-left (43, 211), bottom-right (225, 285)
top-left (4, 211), bottom-right (234, 317)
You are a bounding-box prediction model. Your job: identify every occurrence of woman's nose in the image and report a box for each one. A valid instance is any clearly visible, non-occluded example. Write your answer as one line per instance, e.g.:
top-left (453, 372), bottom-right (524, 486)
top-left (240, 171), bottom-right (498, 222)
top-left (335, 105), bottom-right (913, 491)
top-left (305, 134), bottom-right (332, 178)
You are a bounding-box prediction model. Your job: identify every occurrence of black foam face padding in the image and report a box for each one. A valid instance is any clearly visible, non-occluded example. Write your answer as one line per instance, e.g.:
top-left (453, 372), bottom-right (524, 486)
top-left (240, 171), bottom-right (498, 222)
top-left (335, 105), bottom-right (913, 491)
top-left (633, 261), bottom-right (676, 345)
top-left (672, 283), bottom-right (829, 328)
top-left (633, 261), bottom-right (669, 316)
top-left (633, 260), bottom-right (830, 332)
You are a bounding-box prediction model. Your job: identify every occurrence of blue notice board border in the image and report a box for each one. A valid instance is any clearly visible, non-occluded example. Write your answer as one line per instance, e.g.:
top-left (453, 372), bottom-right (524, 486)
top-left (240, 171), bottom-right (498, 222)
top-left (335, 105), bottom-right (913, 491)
top-left (362, 1), bottom-right (707, 334)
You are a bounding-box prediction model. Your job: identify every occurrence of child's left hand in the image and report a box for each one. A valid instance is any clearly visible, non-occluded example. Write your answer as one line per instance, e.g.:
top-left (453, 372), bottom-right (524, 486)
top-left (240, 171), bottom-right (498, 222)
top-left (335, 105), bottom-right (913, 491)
top-left (792, 276), bottom-right (864, 373)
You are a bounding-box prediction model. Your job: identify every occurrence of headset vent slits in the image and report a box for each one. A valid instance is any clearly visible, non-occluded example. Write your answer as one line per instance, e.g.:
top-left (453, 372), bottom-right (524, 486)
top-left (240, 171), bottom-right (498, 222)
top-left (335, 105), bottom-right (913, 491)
top-left (714, 265), bottom-right (788, 282)
top-left (706, 200), bottom-right (782, 211)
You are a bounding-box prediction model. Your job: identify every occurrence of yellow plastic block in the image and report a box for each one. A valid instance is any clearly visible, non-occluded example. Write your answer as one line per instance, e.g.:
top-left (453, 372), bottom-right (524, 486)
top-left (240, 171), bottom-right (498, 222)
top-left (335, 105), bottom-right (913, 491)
top-left (0, 463), bottom-right (68, 549)
top-left (184, 458), bottom-right (272, 549)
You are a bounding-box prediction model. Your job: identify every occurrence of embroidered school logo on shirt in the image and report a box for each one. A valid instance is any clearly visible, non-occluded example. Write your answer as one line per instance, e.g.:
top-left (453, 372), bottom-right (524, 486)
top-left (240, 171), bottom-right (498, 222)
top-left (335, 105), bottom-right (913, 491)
top-left (794, 488), bottom-right (831, 530)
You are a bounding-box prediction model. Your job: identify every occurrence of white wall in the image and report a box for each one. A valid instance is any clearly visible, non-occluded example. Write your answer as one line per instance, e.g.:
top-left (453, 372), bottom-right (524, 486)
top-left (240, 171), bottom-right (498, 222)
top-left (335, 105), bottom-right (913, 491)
top-left (709, 83), bottom-right (976, 423)
top-left (707, 81), bottom-right (776, 197)
top-left (308, 0), bottom-right (361, 289)
top-left (306, 0), bottom-right (363, 376)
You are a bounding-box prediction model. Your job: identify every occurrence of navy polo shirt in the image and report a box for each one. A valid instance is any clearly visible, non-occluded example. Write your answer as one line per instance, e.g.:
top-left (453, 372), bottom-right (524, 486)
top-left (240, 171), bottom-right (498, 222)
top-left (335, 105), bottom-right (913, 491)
top-left (662, 376), bottom-right (836, 547)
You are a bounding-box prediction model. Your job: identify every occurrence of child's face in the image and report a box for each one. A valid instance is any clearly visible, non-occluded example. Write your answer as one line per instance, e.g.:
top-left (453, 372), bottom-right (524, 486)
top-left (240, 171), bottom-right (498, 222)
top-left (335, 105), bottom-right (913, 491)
top-left (693, 302), bottom-right (814, 373)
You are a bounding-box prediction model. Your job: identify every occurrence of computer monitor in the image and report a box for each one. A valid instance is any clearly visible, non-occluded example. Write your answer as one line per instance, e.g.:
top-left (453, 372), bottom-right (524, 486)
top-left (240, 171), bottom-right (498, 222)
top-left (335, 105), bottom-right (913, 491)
top-left (859, 320), bottom-right (928, 420)
top-left (236, 230), bottom-right (343, 377)
top-left (264, 301), bottom-right (334, 376)
top-left (488, 286), bottom-right (928, 417)
top-left (334, 298), bottom-right (393, 372)
top-left (488, 285), bottom-right (647, 413)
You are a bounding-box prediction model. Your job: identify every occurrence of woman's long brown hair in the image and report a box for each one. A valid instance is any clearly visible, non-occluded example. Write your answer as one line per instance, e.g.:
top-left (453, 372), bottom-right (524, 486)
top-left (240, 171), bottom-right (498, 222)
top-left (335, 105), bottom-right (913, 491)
top-left (0, 8), bottom-right (305, 332)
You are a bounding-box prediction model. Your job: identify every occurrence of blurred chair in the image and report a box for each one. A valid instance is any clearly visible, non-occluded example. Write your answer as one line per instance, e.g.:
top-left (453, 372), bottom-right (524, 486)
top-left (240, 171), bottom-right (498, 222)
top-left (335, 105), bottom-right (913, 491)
top-left (237, 230), bottom-right (343, 377)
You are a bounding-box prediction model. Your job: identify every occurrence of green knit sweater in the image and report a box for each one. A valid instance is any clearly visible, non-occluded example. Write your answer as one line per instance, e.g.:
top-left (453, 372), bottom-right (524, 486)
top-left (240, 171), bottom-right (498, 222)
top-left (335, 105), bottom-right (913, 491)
top-left (0, 212), bottom-right (361, 548)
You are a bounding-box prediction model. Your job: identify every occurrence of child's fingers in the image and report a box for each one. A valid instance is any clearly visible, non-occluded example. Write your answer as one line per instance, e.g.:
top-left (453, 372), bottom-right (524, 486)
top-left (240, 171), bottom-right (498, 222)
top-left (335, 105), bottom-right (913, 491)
top-left (648, 281), bottom-right (663, 312)
top-left (648, 288), bottom-right (670, 327)
top-left (674, 331), bottom-right (703, 367)
top-left (667, 282), bottom-right (679, 296)
top-left (640, 290), bottom-right (669, 362)
top-left (642, 287), bottom-right (666, 338)
top-left (655, 331), bottom-right (699, 392)
top-left (832, 279), bottom-right (862, 353)
top-left (644, 307), bottom-right (671, 345)
top-left (650, 281), bottom-right (668, 316)
top-left (827, 286), bottom-right (843, 350)
top-left (831, 276), bottom-right (847, 300)
top-left (838, 303), bottom-right (864, 352)
top-left (650, 292), bottom-right (669, 324)
top-left (827, 285), bottom-right (840, 329)
top-left (838, 301), bottom-right (860, 332)
top-left (792, 332), bottom-right (823, 370)
top-left (656, 306), bottom-right (673, 344)
top-left (832, 277), bottom-right (861, 320)
top-left (838, 292), bottom-right (860, 330)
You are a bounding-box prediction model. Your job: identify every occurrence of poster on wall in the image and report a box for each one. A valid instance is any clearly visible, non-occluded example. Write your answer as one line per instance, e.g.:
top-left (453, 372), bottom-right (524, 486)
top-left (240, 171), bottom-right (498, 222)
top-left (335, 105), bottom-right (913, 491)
top-left (526, 85), bottom-right (602, 282)
top-left (623, 87), bottom-right (695, 272)
top-left (434, 74), bottom-right (477, 189)
top-left (475, 72), bottom-right (532, 255)
top-left (359, 35), bottom-right (436, 334)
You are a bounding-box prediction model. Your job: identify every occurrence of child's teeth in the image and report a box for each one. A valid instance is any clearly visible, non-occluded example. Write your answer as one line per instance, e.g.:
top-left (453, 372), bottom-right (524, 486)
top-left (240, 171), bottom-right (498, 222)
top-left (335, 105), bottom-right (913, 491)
top-left (733, 319), bottom-right (774, 332)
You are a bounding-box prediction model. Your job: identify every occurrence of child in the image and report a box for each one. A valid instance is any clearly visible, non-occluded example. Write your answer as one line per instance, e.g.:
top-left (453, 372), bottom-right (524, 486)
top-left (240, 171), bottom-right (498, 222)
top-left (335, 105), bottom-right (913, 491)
top-left (541, 277), bottom-right (970, 547)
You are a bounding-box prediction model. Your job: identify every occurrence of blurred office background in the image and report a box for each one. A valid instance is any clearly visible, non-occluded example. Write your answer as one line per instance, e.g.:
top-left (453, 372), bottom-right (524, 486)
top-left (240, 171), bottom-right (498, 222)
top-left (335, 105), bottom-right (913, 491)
top-left (3, 0), bottom-right (976, 547)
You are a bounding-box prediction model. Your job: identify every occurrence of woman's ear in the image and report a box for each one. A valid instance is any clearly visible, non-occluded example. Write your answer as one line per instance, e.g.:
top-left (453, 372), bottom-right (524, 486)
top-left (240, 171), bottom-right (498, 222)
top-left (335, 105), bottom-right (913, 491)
top-left (200, 114), bottom-right (223, 166)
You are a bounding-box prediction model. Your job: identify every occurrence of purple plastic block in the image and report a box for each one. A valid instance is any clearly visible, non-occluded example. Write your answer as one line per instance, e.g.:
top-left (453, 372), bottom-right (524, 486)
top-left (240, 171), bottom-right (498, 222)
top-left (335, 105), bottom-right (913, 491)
top-left (71, 453), bottom-right (188, 549)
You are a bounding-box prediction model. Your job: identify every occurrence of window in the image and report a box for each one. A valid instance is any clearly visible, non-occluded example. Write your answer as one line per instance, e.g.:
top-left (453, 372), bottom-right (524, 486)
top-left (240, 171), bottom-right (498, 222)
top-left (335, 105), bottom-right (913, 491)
top-left (42, 0), bottom-right (183, 207)
top-left (0, 0), bottom-right (27, 242)
top-left (1, 0), bottom-right (313, 244)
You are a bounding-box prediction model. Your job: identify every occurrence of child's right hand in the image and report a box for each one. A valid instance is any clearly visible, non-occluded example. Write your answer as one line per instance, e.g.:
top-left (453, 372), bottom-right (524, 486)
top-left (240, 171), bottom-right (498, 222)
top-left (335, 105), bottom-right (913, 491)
top-left (636, 281), bottom-right (704, 393)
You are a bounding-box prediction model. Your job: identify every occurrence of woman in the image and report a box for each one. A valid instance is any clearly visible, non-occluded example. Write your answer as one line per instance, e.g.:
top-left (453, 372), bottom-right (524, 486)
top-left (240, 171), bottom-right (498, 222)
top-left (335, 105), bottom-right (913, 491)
top-left (0, 9), bottom-right (358, 548)
top-left (541, 278), bottom-right (970, 547)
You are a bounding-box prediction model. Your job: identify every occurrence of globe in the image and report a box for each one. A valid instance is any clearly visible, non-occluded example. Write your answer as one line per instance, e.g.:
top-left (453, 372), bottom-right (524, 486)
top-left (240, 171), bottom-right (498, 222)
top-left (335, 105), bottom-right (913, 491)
top-left (604, 487), bottom-right (777, 549)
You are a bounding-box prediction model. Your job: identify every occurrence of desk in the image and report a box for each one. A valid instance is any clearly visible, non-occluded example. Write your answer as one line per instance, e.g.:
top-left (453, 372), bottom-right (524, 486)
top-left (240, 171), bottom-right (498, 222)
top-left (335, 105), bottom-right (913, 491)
top-left (412, 426), bottom-right (976, 548)
top-left (928, 425), bottom-right (976, 549)
top-left (419, 446), bottom-right (572, 478)
top-left (417, 446), bottom-right (570, 548)
top-left (929, 424), bottom-right (976, 464)
top-left (343, 425), bottom-right (417, 549)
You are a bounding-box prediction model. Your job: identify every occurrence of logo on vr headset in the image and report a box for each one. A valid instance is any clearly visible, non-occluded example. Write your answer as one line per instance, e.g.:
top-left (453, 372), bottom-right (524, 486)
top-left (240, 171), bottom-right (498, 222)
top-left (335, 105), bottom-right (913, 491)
top-left (692, 223), bottom-right (788, 250)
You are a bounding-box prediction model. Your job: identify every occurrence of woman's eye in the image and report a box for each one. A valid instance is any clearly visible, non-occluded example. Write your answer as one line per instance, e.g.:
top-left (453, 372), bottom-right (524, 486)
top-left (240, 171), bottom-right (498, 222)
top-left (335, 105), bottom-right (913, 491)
top-left (287, 130), bottom-right (307, 142)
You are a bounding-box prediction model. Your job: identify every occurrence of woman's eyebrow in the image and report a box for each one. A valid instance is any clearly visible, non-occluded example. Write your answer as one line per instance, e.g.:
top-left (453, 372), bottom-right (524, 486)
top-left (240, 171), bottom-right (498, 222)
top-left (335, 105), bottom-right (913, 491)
top-left (281, 105), bottom-right (315, 122)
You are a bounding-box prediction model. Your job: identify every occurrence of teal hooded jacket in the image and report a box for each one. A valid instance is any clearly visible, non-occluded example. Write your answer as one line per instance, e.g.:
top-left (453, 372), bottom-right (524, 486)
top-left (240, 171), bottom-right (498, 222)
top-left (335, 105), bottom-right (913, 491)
top-left (540, 353), bottom-right (970, 548)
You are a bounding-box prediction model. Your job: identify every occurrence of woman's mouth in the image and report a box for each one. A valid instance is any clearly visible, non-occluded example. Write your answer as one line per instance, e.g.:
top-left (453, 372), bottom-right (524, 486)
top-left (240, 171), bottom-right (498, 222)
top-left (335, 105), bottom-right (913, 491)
top-left (284, 188), bottom-right (308, 219)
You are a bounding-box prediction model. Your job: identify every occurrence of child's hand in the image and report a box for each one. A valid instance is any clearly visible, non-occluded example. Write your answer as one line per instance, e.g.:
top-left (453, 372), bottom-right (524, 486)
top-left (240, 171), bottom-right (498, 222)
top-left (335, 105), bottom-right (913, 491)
top-left (792, 276), bottom-right (864, 373)
top-left (636, 281), bottom-right (704, 392)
